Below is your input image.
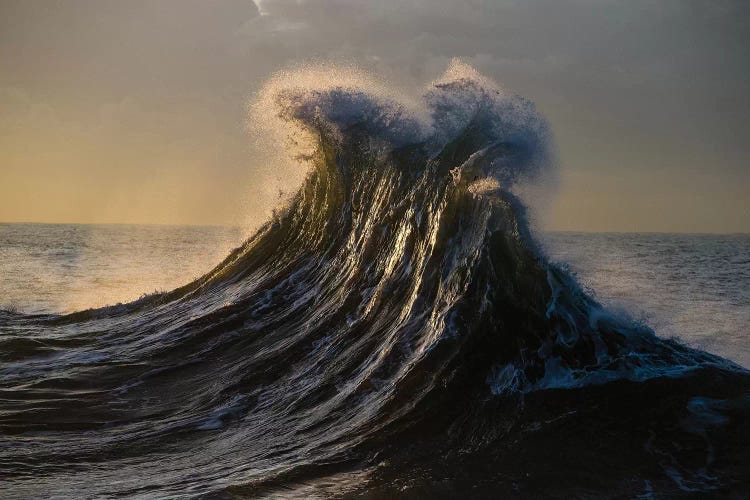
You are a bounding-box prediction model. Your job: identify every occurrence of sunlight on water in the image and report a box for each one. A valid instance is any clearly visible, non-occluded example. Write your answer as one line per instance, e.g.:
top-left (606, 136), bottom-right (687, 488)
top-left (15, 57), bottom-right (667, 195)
top-left (0, 223), bottom-right (244, 314)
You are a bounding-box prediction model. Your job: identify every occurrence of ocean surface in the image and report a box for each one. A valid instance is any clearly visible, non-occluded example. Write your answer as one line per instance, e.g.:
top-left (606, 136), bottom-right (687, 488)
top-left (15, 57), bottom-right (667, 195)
top-left (2, 224), bottom-right (747, 368)
top-left (542, 232), bottom-right (750, 369)
top-left (0, 223), bottom-right (243, 315)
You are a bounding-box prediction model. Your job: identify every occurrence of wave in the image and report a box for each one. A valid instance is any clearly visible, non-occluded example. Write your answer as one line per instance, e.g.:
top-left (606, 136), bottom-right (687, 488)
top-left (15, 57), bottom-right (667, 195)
top-left (1, 61), bottom-right (748, 498)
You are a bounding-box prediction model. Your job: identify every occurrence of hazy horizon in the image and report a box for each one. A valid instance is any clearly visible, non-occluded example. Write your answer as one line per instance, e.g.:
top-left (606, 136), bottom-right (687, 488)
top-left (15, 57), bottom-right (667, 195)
top-left (1, 0), bottom-right (748, 232)
top-left (2, 220), bottom-right (749, 236)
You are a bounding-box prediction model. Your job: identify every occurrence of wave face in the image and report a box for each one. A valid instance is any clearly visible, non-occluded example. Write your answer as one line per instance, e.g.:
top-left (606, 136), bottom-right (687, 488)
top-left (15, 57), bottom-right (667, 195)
top-left (1, 63), bottom-right (749, 498)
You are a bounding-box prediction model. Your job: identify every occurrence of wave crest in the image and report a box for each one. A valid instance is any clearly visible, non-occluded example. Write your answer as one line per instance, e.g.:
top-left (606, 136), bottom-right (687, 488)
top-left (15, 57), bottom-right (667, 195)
top-left (250, 59), bottom-right (552, 193)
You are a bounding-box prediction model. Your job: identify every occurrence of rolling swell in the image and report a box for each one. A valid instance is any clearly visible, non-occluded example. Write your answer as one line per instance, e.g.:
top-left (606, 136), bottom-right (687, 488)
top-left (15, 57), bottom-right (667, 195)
top-left (1, 63), bottom-right (749, 498)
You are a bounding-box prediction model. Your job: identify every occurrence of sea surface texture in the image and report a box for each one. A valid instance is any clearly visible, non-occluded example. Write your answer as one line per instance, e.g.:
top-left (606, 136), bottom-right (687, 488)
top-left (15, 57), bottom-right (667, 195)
top-left (543, 232), bottom-right (750, 368)
top-left (0, 223), bottom-right (242, 314)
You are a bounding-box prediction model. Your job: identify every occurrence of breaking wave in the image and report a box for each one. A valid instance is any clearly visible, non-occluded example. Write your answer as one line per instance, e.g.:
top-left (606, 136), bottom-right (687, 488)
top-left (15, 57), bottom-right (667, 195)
top-left (1, 61), bottom-right (748, 498)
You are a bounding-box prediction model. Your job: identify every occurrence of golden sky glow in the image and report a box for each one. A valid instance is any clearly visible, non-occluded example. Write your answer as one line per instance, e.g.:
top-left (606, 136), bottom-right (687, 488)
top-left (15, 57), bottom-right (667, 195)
top-left (1, 1), bottom-right (748, 232)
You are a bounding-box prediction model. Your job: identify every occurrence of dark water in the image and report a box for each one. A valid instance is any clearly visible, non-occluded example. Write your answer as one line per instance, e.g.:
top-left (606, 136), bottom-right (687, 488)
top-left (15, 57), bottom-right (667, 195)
top-left (1, 68), bottom-right (748, 498)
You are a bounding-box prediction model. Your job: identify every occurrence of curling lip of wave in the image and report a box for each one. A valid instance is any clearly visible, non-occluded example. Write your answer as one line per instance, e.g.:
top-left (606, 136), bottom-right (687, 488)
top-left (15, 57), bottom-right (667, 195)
top-left (0, 61), bottom-right (748, 498)
top-left (249, 59), bottom-right (553, 190)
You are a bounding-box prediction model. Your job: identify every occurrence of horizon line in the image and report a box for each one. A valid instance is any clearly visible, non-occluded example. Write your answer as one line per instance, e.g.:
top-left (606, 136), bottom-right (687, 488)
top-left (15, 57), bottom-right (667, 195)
top-left (1, 220), bottom-right (748, 236)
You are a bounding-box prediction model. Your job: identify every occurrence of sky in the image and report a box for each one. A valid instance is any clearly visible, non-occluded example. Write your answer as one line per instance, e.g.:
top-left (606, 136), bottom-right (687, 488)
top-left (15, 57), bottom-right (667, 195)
top-left (1, 0), bottom-right (748, 232)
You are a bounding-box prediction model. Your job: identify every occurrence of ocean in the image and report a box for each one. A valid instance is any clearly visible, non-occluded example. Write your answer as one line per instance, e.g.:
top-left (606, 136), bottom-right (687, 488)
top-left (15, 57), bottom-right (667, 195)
top-left (0, 223), bottom-right (244, 315)
top-left (542, 232), bottom-right (750, 369)
top-left (3, 224), bottom-right (747, 368)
